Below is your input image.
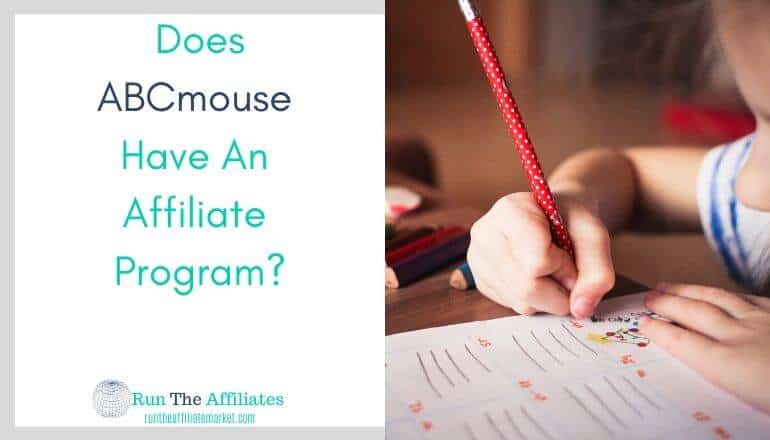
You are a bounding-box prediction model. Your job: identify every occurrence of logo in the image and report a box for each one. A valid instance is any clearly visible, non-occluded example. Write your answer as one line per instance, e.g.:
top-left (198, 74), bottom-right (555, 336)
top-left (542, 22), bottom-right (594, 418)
top-left (93, 379), bottom-right (131, 418)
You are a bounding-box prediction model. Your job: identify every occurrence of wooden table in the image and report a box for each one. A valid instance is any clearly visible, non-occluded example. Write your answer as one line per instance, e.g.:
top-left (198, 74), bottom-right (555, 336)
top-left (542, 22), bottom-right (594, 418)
top-left (386, 170), bottom-right (649, 335)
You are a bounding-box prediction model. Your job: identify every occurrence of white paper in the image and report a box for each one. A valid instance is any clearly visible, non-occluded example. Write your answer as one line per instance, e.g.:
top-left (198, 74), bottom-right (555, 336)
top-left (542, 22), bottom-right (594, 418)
top-left (386, 293), bottom-right (770, 439)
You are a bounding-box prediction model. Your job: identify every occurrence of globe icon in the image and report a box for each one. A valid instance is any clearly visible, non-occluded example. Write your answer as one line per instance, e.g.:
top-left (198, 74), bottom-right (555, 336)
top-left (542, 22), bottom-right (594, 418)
top-left (93, 379), bottom-right (131, 418)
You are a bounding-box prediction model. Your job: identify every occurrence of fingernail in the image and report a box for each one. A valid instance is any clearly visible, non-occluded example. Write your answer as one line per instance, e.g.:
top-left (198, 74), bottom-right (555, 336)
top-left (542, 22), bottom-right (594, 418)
top-left (572, 296), bottom-right (595, 318)
top-left (655, 281), bottom-right (670, 293)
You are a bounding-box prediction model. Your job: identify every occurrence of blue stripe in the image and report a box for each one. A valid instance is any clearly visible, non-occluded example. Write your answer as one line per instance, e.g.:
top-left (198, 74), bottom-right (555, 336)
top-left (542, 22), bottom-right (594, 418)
top-left (709, 146), bottom-right (744, 283)
top-left (728, 138), bottom-right (752, 269)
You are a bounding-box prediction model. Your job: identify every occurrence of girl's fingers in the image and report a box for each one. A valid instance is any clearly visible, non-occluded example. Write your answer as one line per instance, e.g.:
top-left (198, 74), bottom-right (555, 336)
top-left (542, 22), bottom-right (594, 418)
top-left (466, 244), bottom-right (506, 306)
top-left (566, 208), bottom-right (615, 318)
top-left (468, 244), bottom-right (536, 315)
top-left (656, 282), bottom-right (756, 318)
top-left (638, 315), bottom-right (725, 385)
top-left (495, 250), bottom-right (568, 315)
top-left (470, 194), bottom-right (574, 317)
top-left (739, 294), bottom-right (770, 313)
top-left (490, 194), bottom-right (564, 278)
top-left (476, 278), bottom-right (535, 315)
top-left (645, 292), bottom-right (744, 341)
top-left (548, 245), bottom-right (578, 292)
top-left (511, 274), bottom-right (571, 316)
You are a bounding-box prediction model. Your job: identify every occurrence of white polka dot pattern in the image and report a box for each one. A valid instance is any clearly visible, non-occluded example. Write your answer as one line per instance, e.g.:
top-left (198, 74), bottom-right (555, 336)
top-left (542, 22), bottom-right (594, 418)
top-left (467, 17), bottom-right (574, 257)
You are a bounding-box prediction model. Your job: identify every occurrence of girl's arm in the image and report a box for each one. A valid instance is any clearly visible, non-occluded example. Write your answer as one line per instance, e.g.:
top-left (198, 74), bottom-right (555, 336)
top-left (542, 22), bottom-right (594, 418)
top-left (549, 146), bottom-right (707, 233)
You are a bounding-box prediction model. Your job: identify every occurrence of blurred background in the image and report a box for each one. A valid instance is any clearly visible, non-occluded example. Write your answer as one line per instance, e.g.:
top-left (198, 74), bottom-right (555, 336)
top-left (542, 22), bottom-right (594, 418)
top-left (386, 0), bottom-right (755, 291)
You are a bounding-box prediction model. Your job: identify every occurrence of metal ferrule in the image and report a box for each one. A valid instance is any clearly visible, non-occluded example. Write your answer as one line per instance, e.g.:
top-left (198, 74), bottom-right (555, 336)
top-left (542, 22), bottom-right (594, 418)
top-left (457, 0), bottom-right (480, 22)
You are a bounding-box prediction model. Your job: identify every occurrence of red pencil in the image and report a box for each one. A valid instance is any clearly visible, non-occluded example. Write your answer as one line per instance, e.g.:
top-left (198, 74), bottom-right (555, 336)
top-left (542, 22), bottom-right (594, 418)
top-left (386, 225), bottom-right (464, 266)
top-left (457, 0), bottom-right (575, 257)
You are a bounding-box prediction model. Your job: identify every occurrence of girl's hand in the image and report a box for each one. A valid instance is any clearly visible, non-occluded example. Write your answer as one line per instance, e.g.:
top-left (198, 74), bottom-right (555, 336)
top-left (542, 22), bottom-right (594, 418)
top-left (640, 284), bottom-right (770, 415)
top-left (467, 189), bottom-right (615, 318)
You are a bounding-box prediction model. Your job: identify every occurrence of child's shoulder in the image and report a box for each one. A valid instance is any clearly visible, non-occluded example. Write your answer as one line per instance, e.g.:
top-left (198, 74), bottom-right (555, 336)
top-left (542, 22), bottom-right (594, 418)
top-left (700, 133), bottom-right (754, 180)
top-left (696, 132), bottom-right (770, 291)
top-left (697, 133), bottom-right (754, 216)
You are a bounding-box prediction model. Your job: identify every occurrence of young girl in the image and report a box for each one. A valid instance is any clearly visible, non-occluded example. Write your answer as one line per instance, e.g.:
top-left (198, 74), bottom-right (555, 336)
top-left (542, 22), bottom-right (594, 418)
top-left (467, 0), bottom-right (770, 414)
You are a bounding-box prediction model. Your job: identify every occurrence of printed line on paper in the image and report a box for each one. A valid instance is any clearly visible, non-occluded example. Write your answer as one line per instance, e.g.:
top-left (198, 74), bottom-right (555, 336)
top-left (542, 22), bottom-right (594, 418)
top-left (465, 343), bottom-right (492, 373)
top-left (430, 349), bottom-right (455, 387)
top-left (446, 349), bottom-right (471, 383)
top-left (512, 334), bottom-right (546, 372)
top-left (531, 330), bottom-right (564, 366)
top-left (417, 352), bottom-right (442, 399)
top-left (561, 323), bottom-right (598, 357)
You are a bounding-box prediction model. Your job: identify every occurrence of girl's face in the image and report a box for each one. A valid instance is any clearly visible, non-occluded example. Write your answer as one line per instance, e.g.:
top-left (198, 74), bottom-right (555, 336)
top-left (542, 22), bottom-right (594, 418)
top-left (714, 1), bottom-right (770, 124)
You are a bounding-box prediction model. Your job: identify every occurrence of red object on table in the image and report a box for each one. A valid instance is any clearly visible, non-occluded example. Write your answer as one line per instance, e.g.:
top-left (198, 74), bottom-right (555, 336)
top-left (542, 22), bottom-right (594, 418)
top-left (386, 225), bottom-right (465, 266)
top-left (662, 100), bottom-right (755, 143)
top-left (457, 0), bottom-right (574, 257)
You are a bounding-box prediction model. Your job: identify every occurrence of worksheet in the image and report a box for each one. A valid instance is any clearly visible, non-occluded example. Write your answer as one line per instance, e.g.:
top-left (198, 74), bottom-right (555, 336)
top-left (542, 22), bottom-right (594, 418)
top-left (386, 293), bottom-right (770, 439)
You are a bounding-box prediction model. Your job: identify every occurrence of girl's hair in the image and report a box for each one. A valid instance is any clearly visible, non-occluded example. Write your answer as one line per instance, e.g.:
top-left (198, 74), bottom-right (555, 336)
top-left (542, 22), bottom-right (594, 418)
top-left (596, 0), bottom-right (721, 92)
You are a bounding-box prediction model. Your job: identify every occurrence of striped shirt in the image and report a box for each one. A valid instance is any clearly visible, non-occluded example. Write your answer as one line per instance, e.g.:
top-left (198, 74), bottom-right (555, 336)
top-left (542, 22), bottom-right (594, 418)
top-left (697, 133), bottom-right (770, 293)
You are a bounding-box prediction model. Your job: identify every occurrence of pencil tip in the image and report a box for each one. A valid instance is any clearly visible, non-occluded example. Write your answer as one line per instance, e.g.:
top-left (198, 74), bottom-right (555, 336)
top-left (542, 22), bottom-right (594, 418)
top-left (449, 269), bottom-right (468, 290)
